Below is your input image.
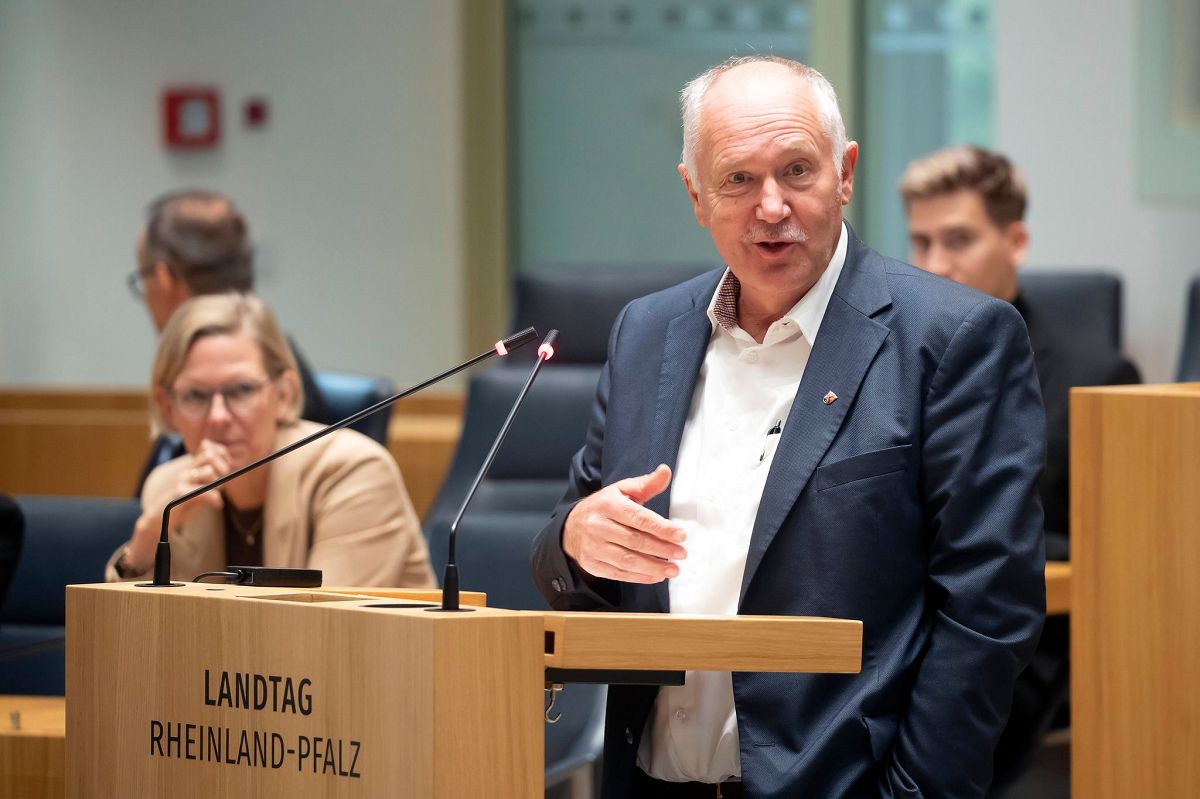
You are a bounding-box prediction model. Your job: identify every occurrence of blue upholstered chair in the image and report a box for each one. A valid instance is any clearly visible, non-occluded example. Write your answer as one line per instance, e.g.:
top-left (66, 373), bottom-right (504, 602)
top-left (311, 369), bottom-right (396, 446)
top-left (503, 263), bottom-right (716, 367)
top-left (1019, 269), bottom-right (1124, 350)
top-left (1177, 276), bottom-right (1200, 381)
top-left (0, 495), bottom-right (140, 695)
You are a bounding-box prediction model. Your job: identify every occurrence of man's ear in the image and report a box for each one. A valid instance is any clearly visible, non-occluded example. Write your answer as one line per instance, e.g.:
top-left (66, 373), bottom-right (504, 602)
top-left (839, 141), bottom-right (860, 206)
top-left (154, 262), bottom-right (192, 304)
top-left (678, 163), bottom-right (708, 228)
top-left (1005, 220), bottom-right (1030, 265)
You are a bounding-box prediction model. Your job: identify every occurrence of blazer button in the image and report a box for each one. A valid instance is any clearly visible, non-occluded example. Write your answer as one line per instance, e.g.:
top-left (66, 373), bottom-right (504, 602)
top-left (625, 727), bottom-right (633, 745)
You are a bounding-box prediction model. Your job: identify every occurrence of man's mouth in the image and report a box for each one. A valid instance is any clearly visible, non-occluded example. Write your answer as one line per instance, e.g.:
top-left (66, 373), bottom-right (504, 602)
top-left (755, 241), bottom-right (795, 254)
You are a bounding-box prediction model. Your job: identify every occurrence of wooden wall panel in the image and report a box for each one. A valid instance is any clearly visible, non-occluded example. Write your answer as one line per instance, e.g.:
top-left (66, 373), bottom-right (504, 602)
top-left (0, 389), bottom-right (462, 520)
top-left (1071, 384), bottom-right (1200, 798)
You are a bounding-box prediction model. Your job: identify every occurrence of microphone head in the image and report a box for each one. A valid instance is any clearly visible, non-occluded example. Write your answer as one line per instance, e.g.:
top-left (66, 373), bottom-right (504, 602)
top-left (537, 329), bottom-right (559, 360)
top-left (497, 327), bottom-right (538, 356)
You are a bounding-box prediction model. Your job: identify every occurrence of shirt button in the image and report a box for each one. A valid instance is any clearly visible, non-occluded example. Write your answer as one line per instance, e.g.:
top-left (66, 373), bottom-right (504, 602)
top-left (674, 708), bottom-right (688, 722)
top-left (625, 726), bottom-right (634, 744)
top-left (745, 351), bottom-right (759, 363)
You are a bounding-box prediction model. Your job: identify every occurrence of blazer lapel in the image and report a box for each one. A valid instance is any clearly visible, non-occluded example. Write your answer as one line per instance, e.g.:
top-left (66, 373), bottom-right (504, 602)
top-left (261, 422), bottom-right (308, 568)
top-left (739, 234), bottom-right (893, 604)
top-left (642, 298), bottom-right (714, 612)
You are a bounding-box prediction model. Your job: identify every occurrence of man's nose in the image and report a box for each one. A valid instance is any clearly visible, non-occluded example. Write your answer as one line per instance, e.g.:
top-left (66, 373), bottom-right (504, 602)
top-left (923, 247), bottom-right (954, 278)
top-left (755, 178), bottom-right (791, 224)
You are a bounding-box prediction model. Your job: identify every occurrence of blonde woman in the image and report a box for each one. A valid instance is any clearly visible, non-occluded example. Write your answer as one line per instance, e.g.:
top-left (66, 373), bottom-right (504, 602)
top-left (108, 293), bottom-right (434, 587)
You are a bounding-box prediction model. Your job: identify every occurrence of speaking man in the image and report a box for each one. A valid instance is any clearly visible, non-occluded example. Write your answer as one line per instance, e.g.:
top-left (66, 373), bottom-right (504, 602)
top-left (532, 57), bottom-right (1047, 798)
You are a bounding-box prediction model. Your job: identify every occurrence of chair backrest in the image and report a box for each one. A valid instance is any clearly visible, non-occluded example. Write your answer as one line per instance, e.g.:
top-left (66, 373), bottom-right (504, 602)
top-left (1178, 276), bottom-right (1200, 381)
top-left (2, 496), bottom-right (141, 625)
top-left (507, 264), bottom-right (716, 365)
top-left (310, 369), bottom-right (396, 446)
top-left (1018, 269), bottom-right (1123, 350)
top-left (424, 365), bottom-right (600, 610)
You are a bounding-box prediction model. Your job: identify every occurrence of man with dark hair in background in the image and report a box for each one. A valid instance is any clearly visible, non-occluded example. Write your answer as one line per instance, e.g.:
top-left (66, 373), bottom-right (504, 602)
top-left (129, 189), bottom-right (331, 492)
top-left (901, 145), bottom-right (1140, 794)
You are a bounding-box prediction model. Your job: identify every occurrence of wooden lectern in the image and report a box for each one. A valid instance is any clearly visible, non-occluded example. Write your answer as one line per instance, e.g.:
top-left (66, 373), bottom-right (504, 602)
top-left (66, 583), bottom-right (861, 797)
top-left (1071, 384), bottom-right (1200, 797)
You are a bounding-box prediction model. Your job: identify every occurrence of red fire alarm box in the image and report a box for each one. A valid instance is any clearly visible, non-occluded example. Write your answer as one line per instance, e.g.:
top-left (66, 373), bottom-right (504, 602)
top-left (162, 87), bottom-right (220, 150)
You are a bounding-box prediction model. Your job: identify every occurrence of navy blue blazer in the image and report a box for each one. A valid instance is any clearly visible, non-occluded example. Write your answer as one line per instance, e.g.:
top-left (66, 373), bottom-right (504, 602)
top-left (531, 228), bottom-right (1046, 798)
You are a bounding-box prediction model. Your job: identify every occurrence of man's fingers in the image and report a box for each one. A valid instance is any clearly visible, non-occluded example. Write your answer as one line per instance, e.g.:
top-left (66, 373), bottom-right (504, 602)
top-left (617, 464), bottom-right (673, 505)
top-left (610, 518), bottom-right (687, 560)
top-left (582, 543), bottom-right (678, 583)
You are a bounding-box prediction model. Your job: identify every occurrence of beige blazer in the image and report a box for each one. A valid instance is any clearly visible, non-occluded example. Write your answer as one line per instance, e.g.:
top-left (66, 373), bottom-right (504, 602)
top-left (108, 420), bottom-right (435, 588)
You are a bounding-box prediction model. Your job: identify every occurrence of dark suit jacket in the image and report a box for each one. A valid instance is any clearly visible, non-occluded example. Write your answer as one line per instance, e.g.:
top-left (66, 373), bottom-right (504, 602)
top-left (989, 297), bottom-right (1140, 792)
top-left (0, 493), bottom-right (23, 609)
top-left (531, 229), bottom-right (1047, 798)
top-left (1014, 297), bottom-right (1140, 560)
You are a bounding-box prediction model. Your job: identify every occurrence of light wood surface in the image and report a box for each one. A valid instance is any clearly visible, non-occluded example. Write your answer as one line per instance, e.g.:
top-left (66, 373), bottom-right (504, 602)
top-left (318, 587), bottom-right (486, 606)
top-left (67, 583), bottom-right (864, 796)
top-left (0, 695), bottom-right (66, 799)
top-left (0, 408), bottom-right (152, 497)
top-left (66, 582), bottom-right (543, 798)
top-left (1044, 561), bottom-right (1070, 616)
top-left (542, 611), bottom-right (862, 673)
top-left (0, 387), bottom-right (463, 518)
top-left (1071, 384), bottom-right (1200, 798)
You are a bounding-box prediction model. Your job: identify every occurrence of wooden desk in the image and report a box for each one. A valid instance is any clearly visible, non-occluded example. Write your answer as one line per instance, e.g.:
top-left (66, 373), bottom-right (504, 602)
top-left (1045, 561), bottom-right (1070, 616)
top-left (4, 561), bottom-right (1066, 798)
top-left (0, 695), bottom-right (65, 799)
top-left (1071, 384), bottom-right (1200, 797)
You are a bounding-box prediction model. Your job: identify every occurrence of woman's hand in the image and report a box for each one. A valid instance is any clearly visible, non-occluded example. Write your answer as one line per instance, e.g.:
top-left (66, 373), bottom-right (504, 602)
top-left (124, 440), bottom-right (232, 573)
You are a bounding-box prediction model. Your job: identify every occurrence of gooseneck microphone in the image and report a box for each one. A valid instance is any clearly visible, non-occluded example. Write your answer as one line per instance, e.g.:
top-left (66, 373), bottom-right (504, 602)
top-left (433, 329), bottom-right (558, 612)
top-left (140, 327), bottom-right (540, 588)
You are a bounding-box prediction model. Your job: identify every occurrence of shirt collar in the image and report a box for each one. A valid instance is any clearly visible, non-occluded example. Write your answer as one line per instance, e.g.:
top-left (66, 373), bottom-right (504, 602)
top-left (706, 221), bottom-right (849, 346)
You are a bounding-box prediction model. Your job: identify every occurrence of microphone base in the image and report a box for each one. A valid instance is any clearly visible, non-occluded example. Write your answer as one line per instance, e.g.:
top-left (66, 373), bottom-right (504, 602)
top-left (134, 581), bottom-right (186, 588)
top-left (423, 607), bottom-right (476, 613)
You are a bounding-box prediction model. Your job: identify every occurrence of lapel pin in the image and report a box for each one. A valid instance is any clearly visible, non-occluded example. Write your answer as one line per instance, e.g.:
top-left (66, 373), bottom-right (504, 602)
top-left (822, 391), bottom-right (838, 405)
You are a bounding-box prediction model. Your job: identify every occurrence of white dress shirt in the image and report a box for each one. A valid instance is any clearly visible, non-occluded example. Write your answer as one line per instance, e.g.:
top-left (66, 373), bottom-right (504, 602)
top-left (637, 222), bottom-right (848, 783)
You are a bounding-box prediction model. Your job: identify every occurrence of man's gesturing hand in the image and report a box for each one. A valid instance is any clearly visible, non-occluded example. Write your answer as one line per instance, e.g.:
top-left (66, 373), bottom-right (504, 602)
top-left (562, 464), bottom-right (687, 584)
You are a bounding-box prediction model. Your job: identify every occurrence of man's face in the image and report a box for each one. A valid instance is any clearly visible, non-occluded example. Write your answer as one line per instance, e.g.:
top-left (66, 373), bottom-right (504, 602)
top-left (679, 63), bottom-right (857, 315)
top-left (136, 228), bottom-right (193, 333)
top-left (906, 189), bottom-right (1027, 302)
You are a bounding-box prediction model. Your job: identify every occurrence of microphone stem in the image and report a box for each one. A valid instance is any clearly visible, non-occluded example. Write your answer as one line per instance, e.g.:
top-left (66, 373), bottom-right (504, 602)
top-left (442, 339), bottom-right (554, 610)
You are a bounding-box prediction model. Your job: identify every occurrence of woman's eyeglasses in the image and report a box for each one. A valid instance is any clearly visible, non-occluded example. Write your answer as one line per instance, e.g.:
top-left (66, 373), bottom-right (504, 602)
top-left (170, 380), bottom-right (270, 419)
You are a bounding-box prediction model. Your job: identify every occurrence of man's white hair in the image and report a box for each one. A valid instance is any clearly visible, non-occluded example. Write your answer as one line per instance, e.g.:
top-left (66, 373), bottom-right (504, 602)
top-left (680, 55), bottom-right (848, 183)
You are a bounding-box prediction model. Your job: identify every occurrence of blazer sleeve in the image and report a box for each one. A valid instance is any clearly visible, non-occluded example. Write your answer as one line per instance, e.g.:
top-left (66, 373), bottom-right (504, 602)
top-left (530, 305), bottom-right (629, 611)
top-left (882, 298), bottom-right (1047, 798)
top-left (305, 435), bottom-right (436, 588)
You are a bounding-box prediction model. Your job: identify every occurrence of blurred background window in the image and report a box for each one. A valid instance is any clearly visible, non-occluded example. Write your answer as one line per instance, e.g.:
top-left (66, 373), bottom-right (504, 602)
top-left (508, 0), bottom-right (995, 268)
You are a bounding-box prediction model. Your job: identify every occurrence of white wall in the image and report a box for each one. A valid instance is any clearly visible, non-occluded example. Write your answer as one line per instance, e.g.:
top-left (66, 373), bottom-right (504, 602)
top-left (0, 0), bottom-right (463, 387)
top-left (995, 0), bottom-right (1200, 383)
